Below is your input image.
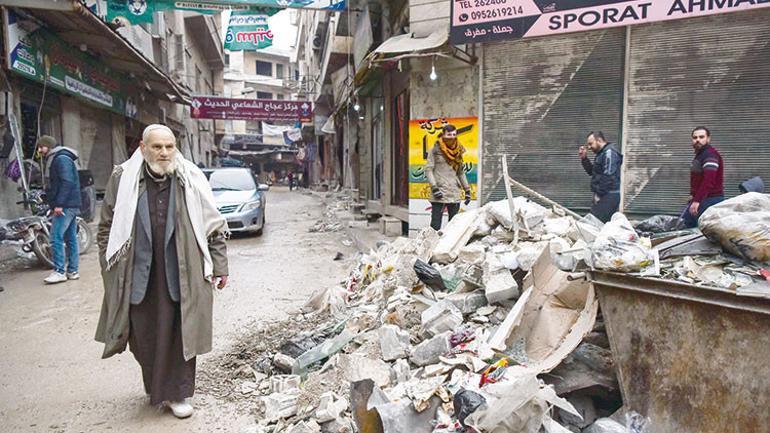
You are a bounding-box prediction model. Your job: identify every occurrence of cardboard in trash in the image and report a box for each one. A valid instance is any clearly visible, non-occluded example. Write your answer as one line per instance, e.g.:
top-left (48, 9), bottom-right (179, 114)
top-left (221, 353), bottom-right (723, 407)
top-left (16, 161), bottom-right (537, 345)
top-left (504, 248), bottom-right (598, 374)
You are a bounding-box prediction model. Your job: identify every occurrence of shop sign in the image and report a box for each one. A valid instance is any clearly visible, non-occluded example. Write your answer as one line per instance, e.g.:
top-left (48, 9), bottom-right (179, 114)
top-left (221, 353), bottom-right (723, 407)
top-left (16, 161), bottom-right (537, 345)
top-left (224, 11), bottom-right (274, 51)
top-left (4, 10), bottom-right (136, 117)
top-left (190, 96), bottom-right (313, 122)
top-left (106, 0), bottom-right (345, 26)
top-left (450, 0), bottom-right (770, 44)
top-left (408, 116), bottom-right (479, 230)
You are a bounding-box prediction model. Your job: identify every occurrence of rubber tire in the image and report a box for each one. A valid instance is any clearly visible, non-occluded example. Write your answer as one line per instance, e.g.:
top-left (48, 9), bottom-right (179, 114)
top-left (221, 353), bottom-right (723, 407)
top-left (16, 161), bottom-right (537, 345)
top-left (32, 231), bottom-right (55, 269)
top-left (76, 218), bottom-right (93, 255)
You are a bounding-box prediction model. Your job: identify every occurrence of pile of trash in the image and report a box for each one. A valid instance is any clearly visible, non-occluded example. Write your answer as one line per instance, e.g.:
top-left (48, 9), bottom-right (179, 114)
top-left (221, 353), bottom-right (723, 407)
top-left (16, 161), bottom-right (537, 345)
top-left (237, 197), bottom-right (634, 433)
top-left (308, 192), bottom-right (357, 233)
top-left (236, 192), bottom-right (770, 433)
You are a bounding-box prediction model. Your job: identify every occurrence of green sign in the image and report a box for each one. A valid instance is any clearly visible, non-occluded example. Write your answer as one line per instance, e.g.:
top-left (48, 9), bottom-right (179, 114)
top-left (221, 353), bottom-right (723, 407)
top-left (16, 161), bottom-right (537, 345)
top-left (106, 0), bottom-right (345, 27)
top-left (224, 11), bottom-right (273, 51)
top-left (106, 0), bottom-right (155, 26)
top-left (5, 10), bottom-right (137, 117)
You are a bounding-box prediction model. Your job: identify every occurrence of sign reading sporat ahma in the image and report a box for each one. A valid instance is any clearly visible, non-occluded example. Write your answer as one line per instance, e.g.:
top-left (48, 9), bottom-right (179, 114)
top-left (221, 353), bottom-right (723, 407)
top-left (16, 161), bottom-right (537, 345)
top-left (449, 0), bottom-right (770, 44)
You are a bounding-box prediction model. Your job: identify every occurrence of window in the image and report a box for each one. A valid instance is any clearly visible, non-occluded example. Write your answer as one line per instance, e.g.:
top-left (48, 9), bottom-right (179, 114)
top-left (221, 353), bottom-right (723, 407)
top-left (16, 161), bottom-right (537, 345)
top-left (277, 94), bottom-right (284, 100)
top-left (224, 53), bottom-right (230, 67)
top-left (256, 91), bottom-right (272, 99)
top-left (276, 63), bottom-right (284, 78)
top-left (295, 69), bottom-right (300, 80)
top-left (256, 60), bottom-right (272, 76)
top-left (206, 169), bottom-right (256, 191)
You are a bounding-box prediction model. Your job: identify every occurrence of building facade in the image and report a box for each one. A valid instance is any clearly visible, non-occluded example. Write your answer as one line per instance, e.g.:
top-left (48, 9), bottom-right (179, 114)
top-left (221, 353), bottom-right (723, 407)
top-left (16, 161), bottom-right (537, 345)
top-left (0, 0), bottom-right (224, 220)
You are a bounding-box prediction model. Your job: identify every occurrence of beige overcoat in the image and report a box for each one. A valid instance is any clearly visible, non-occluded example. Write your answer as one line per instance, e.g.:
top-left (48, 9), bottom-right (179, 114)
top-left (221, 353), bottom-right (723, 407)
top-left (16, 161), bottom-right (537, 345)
top-left (94, 165), bottom-right (228, 361)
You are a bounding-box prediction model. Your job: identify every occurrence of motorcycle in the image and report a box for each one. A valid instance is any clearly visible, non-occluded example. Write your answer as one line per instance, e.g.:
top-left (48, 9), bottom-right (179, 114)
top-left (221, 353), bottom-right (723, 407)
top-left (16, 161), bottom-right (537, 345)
top-left (2, 189), bottom-right (93, 268)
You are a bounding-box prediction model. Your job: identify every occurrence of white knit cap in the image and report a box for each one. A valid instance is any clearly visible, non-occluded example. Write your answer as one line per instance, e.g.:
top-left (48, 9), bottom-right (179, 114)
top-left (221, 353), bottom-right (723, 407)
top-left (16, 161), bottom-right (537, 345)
top-left (142, 124), bottom-right (175, 142)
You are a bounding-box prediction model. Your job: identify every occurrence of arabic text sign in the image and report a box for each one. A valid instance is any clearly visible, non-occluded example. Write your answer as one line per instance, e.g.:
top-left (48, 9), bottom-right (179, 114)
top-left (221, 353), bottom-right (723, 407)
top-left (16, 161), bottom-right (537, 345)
top-left (4, 9), bottom-right (135, 116)
top-left (224, 11), bottom-right (273, 50)
top-left (408, 116), bottom-right (478, 200)
top-left (191, 97), bottom-right (313, 122)
top-left (450, 0), bottom-right (770, 44)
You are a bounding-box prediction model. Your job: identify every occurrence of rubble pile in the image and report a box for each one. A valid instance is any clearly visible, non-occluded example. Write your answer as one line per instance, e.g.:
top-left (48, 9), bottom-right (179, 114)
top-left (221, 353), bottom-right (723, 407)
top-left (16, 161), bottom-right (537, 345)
top-left (308, 192), bottom-right (357, 233)
top-left (233, 193), bottom-right (769, 432)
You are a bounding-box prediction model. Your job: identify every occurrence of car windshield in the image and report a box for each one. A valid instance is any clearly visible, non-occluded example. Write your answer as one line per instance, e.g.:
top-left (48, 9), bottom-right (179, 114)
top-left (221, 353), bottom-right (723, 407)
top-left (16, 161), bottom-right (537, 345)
top-left (206, 170), bottom-right (256, 191)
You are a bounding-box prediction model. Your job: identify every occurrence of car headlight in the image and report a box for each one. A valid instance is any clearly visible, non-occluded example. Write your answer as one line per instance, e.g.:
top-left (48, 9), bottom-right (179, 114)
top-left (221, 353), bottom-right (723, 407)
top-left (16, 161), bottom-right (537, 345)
top-left (240, 201), bottom-right (261, 211)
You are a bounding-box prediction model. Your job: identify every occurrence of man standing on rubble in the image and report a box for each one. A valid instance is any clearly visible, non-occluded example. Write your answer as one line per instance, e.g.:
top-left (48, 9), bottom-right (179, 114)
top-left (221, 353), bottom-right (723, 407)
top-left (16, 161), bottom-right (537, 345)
top-left (683, 126), bottom-right (724, 228)
top-left (95, 124), bottom-right (229, 419)
top-left (426, 124), bottom-right (472, 231)
top-left (579, 131), bottom-right (623, 223)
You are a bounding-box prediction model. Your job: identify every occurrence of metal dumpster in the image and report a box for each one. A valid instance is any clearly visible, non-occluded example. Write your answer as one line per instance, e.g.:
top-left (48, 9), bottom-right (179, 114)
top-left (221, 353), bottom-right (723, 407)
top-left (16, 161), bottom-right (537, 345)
top-left (588, 271), bottom-right (770, 433)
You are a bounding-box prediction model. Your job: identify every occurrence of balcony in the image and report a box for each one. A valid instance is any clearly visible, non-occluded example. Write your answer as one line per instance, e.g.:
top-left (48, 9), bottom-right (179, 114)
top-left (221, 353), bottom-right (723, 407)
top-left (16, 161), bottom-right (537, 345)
top-left (184, 13), bottom-right (225, 69)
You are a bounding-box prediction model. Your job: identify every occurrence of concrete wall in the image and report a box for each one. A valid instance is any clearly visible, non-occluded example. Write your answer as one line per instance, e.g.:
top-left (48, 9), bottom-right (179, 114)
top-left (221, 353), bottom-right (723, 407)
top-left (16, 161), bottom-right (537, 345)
top-left (410, 0), bottom-right (449, 37)
top-left (410, 56), bottom-right (478, 120)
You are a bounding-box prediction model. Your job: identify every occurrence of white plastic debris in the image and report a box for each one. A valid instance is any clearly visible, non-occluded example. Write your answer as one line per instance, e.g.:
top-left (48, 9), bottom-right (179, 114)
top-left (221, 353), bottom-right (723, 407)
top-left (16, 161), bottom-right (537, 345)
top-left (589, 213), bottom-right (658, 274)
top-left (699, 192), bottom-right (770, 262)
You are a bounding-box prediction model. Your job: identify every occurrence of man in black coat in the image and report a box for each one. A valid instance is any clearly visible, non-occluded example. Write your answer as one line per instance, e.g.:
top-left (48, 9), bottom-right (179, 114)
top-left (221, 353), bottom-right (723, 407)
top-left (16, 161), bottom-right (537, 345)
top-left (37, 136), bottom-right (81, 284)
top-left (579, 131), bottom-right (623, 223)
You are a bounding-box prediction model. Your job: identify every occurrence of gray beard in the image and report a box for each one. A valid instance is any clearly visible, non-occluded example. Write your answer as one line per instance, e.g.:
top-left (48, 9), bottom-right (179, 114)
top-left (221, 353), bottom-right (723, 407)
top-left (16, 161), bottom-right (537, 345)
top-left (146, 159), bottom-right (176, 176)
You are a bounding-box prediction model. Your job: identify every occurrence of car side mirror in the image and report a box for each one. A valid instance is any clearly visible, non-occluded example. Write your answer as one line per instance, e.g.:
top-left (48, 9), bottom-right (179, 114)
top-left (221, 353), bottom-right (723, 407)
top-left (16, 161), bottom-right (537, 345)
top-left (258, 184), bottom-right (270, 192)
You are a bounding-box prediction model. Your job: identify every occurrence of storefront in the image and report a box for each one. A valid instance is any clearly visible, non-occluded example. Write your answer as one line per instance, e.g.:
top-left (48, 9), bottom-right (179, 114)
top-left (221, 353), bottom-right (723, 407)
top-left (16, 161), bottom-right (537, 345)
top-left (464, 7), bottom-right (770, 215)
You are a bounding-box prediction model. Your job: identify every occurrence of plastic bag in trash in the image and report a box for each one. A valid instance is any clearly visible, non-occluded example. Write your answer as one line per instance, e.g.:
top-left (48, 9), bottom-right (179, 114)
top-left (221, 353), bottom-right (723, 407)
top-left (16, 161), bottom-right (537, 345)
top-left (634, 214), bottom-right (683, 234)
top-left (699, 192), bottom-right (770, 262)
top-left (414, 259), bottom-right (447, 291)
top-left (453, 388), bottom-right (486, 427)
top-left (589, 213), bottom-right (657, 274)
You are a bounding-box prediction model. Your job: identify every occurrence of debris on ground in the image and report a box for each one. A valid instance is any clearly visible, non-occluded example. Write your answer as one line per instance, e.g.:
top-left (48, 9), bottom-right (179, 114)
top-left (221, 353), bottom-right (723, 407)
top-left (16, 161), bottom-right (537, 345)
top-left (213, 193), bottom-right (769, 432)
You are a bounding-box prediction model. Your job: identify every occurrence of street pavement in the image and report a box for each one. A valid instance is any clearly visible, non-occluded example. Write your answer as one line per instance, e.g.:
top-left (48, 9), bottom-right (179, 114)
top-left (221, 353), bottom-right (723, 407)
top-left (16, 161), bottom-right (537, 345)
top-left (0, 187), bottom-right (358, 433)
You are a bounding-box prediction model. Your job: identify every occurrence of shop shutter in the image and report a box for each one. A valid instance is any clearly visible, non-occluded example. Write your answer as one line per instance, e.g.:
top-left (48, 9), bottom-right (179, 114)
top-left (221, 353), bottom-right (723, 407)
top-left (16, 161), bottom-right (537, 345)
top-left (624, 11), bottom-right (770, 215)
top-left (481, 29), bottom-right (625, 212)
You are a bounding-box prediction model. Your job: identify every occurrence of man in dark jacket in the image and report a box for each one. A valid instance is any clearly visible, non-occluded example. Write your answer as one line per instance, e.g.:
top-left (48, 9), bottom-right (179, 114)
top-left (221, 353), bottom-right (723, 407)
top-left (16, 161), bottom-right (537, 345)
top-left (683, 126), bottom-right (724, 228)
top-left (579, 131), bottom-right (622, 223)
top-left (37, 136), bottom-right (82, 284)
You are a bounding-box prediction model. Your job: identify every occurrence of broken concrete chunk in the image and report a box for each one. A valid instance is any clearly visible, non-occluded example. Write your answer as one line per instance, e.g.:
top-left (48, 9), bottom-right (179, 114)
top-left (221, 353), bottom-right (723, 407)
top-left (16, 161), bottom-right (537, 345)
top-left (458, 244), bottom-right (486, 265)
top-left (432, 210), bottom-right (482, 264)
top-left (378, 325), bottom-right (411, 361)
top-left (410, 332), bottom-right (451, 366)
top-left (288, 420), bottom-right (321, 433)
top-left (583, 418), bottom-right (627, 433)
top-left (446, 291), bottom-right (488, 315)
top-left (264, 392), bottom-right (300, 421)
top-left (320, 417), bottom-right (355, 433)
top-left (315, 391), bottom-right (349, 423)
top-left (269, 374), bottom-right (301, 393)
top-left (483, 253), bottom-right (520, 304)
top-left (391, 358), bottom-right (412, 384)
top-left (421, 300), bottom-right (463, 336)
top-left (274, 352), bottom-right (298, 373)
top-left (334, 353), bottom-right (391, 387)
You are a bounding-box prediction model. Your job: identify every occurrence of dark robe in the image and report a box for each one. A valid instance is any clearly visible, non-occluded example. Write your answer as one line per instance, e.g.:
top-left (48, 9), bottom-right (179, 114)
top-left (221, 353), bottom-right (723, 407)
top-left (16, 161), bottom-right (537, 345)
top-left (128, 169), bottom-right (195, 405)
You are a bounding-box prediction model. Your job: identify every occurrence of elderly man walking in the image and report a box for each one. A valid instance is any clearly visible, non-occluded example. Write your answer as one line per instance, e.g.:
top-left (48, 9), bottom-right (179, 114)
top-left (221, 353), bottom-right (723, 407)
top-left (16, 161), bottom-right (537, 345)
top-left (95, 124), bottom-right (229, 418)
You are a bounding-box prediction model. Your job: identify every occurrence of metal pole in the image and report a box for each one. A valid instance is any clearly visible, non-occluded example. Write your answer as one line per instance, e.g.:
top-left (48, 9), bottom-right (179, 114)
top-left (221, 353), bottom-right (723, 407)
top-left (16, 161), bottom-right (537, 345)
top-left (501, 154), bottom-right (519, 246)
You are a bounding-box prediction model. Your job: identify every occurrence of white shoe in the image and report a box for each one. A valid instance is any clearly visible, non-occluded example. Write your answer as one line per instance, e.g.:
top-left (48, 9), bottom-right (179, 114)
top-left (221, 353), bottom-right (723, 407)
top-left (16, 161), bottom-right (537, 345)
top-left (67, 272), bottom-right (80, 280)
top-left (44, 272), bottom-right (67, 284)
top-left (164, 399), bottom-right (194, 418)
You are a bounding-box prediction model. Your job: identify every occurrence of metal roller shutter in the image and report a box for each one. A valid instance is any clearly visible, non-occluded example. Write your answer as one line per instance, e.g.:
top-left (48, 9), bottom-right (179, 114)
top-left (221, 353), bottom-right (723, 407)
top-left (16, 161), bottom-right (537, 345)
top-left (481, 29), bottom-right (625, 211)
top-left (624, 11), bottom-right (770, 215)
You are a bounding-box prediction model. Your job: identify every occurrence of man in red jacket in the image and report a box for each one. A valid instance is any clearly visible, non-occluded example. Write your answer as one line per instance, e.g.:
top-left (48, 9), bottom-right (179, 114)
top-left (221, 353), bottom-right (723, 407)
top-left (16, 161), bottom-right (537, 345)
top-left (683, 126), bottom-right (724, 228)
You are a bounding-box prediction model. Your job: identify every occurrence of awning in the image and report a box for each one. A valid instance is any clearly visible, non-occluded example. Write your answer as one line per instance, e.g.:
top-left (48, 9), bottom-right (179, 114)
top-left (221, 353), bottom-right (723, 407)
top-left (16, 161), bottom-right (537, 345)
top-left (354, 29), bottom-right (476, 87)
top-left (373, 30), bottom-right (448, 55)
top-left (19, 1), bottom-right (188, 103)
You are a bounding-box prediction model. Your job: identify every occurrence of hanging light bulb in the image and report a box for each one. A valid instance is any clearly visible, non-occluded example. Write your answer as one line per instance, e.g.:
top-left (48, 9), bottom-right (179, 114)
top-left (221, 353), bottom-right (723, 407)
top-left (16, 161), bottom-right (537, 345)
top-left (429, 57), bottom-right (438, 81)
top-left (353, 100), bottom-right (360, 111)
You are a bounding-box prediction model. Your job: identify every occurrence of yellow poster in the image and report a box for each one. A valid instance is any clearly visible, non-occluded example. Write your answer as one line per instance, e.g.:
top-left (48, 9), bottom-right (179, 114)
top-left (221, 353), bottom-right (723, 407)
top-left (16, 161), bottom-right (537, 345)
top-left (408, 116), bottom-right (479, 200)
